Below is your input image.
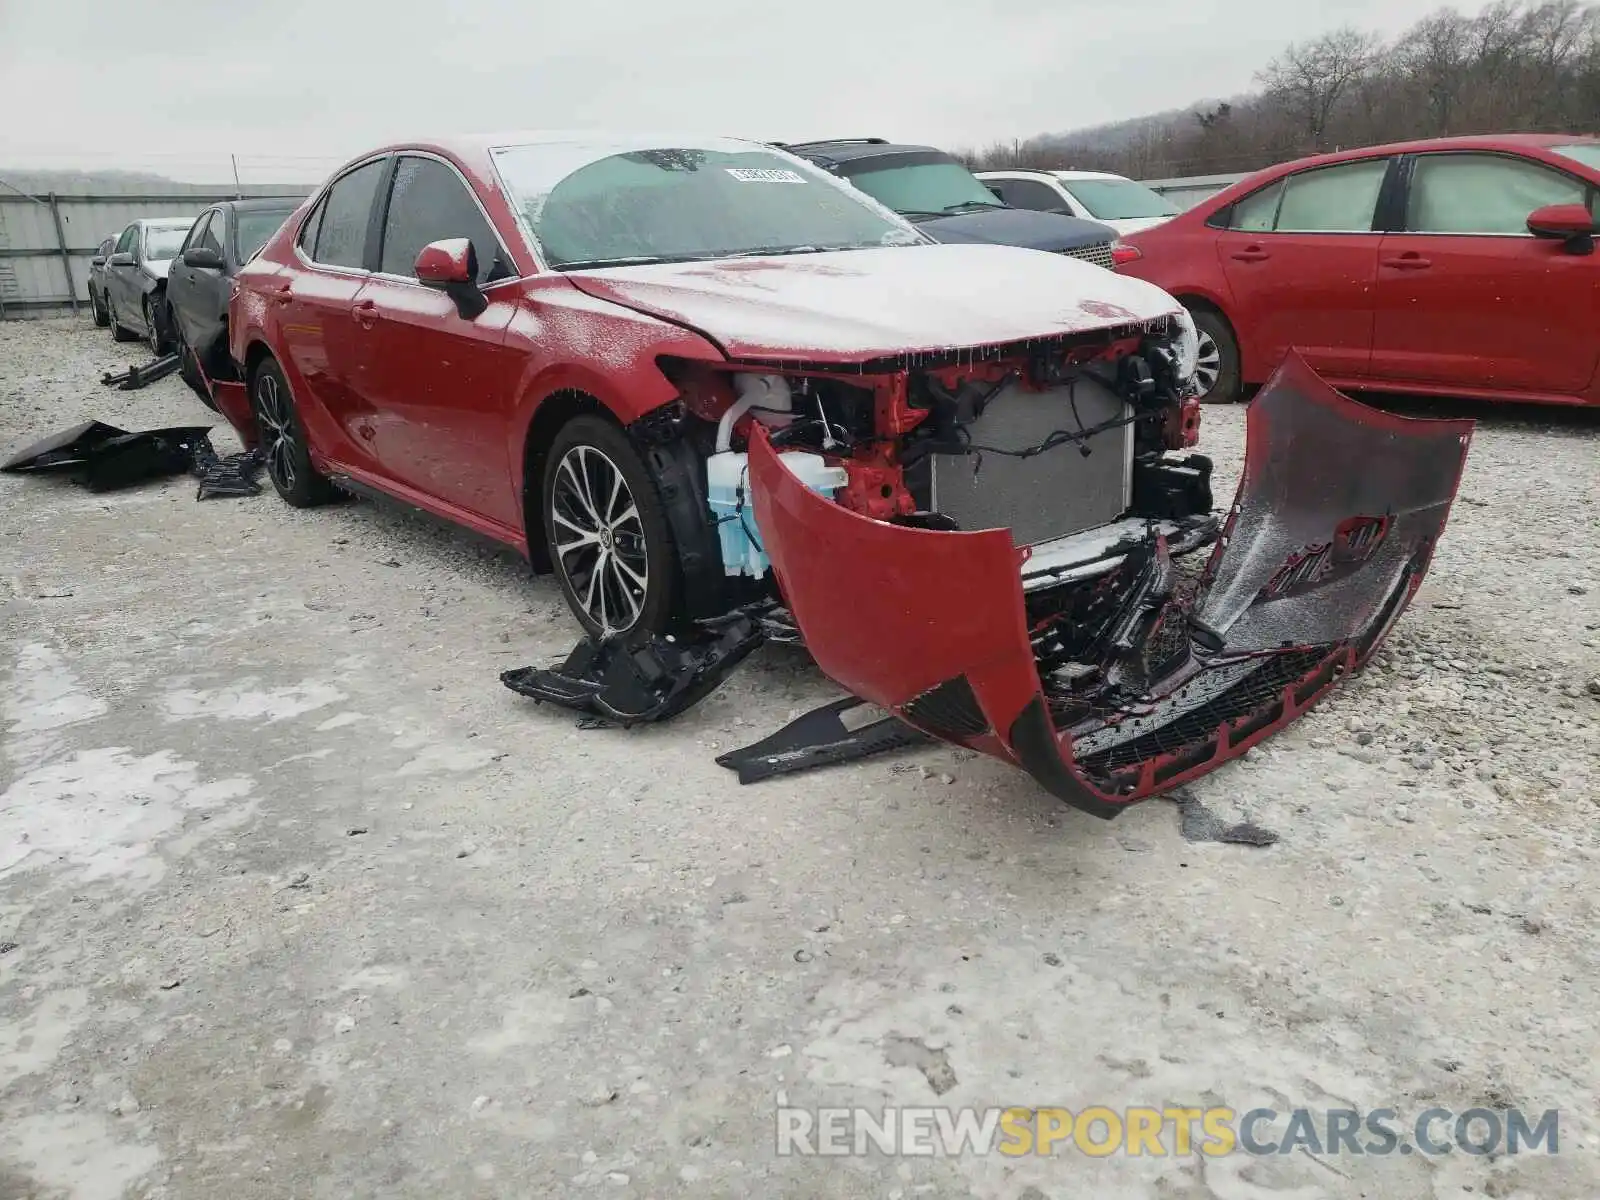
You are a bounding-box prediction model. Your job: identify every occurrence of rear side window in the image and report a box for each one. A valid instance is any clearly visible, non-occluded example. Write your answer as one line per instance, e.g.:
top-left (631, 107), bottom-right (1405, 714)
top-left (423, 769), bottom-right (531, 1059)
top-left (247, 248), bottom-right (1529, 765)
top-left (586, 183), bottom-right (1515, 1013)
top-left (378, 155), bottom-right (509, 284)
top-left (1277, 160), bottom-right (1388, 232)
top-left (1407, 153), bottom-right (1587, 234)
top-left (1228, 180), bottom-right (1283, 231)
top-left (237, 209), bottom-right (294, 262)
top-left (994, 178), bottom-right (1066, 213)
top-left (309, 159), bottom-right (386, 269)
top-left (297, 197), bottom-right (326, 257)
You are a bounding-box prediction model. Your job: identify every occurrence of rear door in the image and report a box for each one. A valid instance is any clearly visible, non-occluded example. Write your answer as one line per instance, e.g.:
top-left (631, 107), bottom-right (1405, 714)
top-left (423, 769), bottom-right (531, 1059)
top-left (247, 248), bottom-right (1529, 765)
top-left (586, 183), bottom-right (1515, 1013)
top-left (168, 211), bottom-right (215, 350)
top-left (1370, 151), bottom-right (1600, 395)
top-left (1214, 156), bottom-right (1394, 381)
top-left (275, 157), bottom-right (389, 470)
top-left (353, 153), bottom-right (522, 527)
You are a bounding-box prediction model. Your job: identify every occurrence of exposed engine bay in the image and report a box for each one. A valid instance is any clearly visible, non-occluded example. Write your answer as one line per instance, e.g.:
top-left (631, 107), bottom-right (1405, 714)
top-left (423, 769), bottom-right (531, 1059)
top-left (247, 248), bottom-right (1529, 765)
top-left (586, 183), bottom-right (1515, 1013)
top-left (506, 330), bottom-right (1473, 819)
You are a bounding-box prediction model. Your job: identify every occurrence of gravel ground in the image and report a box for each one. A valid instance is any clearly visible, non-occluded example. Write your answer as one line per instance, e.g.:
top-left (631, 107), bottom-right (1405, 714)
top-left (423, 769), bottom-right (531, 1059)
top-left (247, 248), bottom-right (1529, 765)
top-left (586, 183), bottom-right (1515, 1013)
top-left (1, 315), bottom-right (1597, 1200)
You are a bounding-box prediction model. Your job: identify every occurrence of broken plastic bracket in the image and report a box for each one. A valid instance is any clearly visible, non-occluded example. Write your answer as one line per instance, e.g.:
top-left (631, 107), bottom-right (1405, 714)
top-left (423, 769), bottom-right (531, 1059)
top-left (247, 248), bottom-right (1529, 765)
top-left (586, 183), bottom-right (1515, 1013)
top-left (500, 614), bottom-right (765, 727)
top-left (715, 696), bottom-right (931, 785)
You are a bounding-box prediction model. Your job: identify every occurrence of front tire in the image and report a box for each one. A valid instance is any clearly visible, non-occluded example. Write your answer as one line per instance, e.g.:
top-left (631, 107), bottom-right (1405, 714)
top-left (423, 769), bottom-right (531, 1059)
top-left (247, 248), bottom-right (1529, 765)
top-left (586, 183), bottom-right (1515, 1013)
top-left (143, 295), bottom-right (170, 355)
top-left (90, 286), bottom-right (110, 328)
top-left (251, 357), bottom-right (337, 508)
top-left (542, 415), bottom-right (679, 638)
top-left (1188, 306), bottom-right (1240, 404)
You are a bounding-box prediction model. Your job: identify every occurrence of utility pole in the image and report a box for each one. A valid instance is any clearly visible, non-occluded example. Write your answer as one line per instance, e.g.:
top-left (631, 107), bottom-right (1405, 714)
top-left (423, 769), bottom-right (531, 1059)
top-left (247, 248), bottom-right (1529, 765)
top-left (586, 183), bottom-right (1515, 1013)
top-left (231, 154), bottom-right (243, 199)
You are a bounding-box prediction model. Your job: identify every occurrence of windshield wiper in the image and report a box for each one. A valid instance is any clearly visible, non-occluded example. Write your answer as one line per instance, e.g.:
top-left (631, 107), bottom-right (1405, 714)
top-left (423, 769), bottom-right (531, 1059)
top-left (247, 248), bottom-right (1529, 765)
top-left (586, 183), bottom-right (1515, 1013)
top-left (557, 252), bottom-right (715, 270)
top-left (943, 200), bottom-right (1007, 214)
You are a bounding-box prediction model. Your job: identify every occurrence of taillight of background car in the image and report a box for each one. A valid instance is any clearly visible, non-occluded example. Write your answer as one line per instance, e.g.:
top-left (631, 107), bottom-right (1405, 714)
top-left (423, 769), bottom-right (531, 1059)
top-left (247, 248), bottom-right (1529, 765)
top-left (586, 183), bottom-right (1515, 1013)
top-left (1110, 241), bottom-right (1142, 268)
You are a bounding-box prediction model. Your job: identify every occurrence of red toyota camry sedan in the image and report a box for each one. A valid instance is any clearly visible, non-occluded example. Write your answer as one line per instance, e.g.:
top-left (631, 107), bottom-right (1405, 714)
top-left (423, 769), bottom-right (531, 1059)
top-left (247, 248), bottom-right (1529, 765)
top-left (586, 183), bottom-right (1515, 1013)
top-left (212, 131), bottom-right (1472, 816)
top-left (1116, 134), bottom-right (1600, 406)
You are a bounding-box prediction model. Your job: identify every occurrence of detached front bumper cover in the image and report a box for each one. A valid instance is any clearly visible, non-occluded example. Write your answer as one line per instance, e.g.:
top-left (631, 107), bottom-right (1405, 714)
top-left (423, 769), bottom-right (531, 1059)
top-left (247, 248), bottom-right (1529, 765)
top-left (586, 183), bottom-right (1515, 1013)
top-left (748, 353), bottom-right (1473, 817)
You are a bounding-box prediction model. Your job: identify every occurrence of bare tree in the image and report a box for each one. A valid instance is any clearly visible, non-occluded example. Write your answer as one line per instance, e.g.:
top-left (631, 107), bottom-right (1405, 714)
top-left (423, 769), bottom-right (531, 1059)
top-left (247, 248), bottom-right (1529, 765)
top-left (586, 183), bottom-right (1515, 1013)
top-left (1257, 27), bottom-right (1386, 150)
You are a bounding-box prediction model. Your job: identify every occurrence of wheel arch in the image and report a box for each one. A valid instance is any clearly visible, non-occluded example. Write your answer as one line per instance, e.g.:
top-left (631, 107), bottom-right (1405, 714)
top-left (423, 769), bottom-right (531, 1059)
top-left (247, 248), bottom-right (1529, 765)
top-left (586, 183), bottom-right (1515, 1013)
top-left (520, 388), bottom-right (610, 574)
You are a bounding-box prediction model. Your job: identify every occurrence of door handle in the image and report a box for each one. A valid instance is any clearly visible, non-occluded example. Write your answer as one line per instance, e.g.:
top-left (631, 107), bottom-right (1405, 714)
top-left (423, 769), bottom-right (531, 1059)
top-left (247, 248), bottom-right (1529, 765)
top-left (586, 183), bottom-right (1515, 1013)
top-left (269, 282), bottom-right (293, 305)
top-left (1230, 246), bottom-right (1270, 262)
top-left (1381, 254), bottom-right (1432, 270)
top-left (352, 299), bottom-right (379, 329)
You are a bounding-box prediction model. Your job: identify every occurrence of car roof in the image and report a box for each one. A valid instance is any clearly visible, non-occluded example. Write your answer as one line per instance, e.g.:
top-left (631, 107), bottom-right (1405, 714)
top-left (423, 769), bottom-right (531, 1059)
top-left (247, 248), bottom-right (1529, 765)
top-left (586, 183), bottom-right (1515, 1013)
top-left (218, 197), bottom-right (304, 214)
top-left (778, 139), bottom-right (949, 167)
top-left (978, 168), bottom-right (1129, 183)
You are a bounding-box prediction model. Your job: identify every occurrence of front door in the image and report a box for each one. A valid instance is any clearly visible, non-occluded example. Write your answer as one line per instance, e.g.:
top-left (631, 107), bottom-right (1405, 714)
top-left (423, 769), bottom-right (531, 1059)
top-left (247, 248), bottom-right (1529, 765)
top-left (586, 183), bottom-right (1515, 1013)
top-left (1370, 151), bottom-right (1600, 395)
top-left (352, 154), bottom-right (522, 530)
top-left (106, 224), bottom-right (139, 316)
top-left (1214, 156), bottom-right (1394, 381)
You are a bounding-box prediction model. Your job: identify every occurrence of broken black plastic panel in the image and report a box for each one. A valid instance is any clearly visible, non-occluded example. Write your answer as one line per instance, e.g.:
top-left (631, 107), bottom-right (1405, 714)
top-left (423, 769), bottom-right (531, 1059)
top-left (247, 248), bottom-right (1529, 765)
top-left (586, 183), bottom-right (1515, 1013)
top-left (3, 421), bottom-right (213, 492)
top-left (715, 696), bottom-right (931, 784)
top-left (501, 614), bottom-right (766, 727)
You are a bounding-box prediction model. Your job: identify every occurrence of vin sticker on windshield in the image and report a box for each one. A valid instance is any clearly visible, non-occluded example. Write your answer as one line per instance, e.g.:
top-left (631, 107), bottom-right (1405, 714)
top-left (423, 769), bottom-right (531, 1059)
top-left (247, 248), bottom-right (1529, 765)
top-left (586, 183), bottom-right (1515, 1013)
top-left (725, 168), bottom-right (807, 184)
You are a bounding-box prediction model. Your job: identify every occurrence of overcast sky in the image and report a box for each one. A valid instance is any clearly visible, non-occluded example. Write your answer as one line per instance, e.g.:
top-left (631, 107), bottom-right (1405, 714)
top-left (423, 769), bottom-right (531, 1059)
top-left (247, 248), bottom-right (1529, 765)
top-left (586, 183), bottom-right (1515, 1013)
top-left (2, 0), bottom-right (1459, 182)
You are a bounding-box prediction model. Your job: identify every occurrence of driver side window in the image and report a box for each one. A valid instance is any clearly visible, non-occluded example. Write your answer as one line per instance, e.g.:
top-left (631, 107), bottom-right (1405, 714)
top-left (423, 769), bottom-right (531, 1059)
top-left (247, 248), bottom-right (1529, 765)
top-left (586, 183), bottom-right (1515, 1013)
top-left (378, 155), bottom-right (510, 284)
top-left (114, 225), bottom-right (136, 254)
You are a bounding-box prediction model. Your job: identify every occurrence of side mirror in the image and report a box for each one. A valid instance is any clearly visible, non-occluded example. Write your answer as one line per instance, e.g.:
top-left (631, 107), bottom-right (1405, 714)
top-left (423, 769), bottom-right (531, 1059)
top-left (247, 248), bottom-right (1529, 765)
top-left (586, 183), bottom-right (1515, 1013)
top-left (1527, 203), bottom-right (1596, 254)
top-left (415, 238), bottom-right (487, 319)
top-left (183, 246), bottom-right (225, 270)
top-left (108, 251), bottom-right (135, 267)
top-left (91, 255), bottom-right (106, 267)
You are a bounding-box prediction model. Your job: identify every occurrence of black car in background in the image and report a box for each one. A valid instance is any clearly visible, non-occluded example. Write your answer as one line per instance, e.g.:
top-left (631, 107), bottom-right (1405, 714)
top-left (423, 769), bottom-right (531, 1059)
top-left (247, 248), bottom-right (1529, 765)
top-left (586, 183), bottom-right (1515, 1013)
top-left (87, 236), bottom-right (116, 328)
top-left (167, 198), bottom-right (299, 406)
top-left (779, 138), bottom-right (1127, 267)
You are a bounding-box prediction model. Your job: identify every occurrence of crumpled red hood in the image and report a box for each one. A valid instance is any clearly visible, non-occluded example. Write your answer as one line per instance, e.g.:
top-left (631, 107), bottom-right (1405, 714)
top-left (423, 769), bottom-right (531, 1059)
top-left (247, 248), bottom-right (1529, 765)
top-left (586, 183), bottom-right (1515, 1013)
top-left (565, 242), bottom-right (1182, 362)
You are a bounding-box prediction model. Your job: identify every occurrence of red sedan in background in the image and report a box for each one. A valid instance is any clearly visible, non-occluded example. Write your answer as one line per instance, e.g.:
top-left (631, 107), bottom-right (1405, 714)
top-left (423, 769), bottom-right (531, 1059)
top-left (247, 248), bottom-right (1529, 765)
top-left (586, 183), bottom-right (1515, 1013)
top-left (1117, 134), bottom-right (1600, 405)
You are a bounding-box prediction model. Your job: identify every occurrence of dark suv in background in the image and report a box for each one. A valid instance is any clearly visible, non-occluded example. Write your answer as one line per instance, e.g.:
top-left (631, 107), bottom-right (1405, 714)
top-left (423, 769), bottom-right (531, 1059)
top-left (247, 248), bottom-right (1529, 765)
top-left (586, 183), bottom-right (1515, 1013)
top-left (780, 138), bottom-right (1131, 268)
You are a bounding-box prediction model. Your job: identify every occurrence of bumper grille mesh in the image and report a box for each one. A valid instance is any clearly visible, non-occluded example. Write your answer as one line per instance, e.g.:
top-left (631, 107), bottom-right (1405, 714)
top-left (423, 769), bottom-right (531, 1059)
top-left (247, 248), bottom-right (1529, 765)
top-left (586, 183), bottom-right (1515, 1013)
top-left (1063, 241), bottom-right (1115, 270)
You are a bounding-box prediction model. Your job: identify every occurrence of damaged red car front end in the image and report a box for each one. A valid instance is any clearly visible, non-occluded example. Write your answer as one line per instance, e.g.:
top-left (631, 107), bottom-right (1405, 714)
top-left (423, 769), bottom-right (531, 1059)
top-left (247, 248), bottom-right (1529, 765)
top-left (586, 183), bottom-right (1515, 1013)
top-left (750, 352), bottom-right (1472, 817)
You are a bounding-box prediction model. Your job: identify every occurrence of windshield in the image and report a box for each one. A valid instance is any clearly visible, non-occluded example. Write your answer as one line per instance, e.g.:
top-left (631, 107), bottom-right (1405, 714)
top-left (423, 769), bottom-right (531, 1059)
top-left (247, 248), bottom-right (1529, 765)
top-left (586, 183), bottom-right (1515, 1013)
top-left (1060, 179), bottom-right (1179, 220)
top-left (235, 208), bottom-right (295, 262)
top-left (1551, 143), bottom-right (1600, 171)
top-left (143, 225), bottom-right (189, 261)
top-left (492, 140), bottom-right (921, 270)
top-left (842, 160), bottom-right (1004, 217)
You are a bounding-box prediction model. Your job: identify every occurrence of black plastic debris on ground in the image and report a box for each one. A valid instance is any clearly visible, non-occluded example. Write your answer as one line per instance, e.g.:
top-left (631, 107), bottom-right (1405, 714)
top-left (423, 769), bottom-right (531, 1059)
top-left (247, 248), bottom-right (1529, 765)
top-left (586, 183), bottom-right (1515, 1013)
top-left (101, 353), bottom-right (180, 391)
top-left (716, 696), bottom-right (931, 784)
top-left (2, 420), bottom-right (211, 492)
top-left (1170, 787), bottom-right (1280, 846)
top-left (501, 614), bottom-right (765, 726)
top-left (3, 420), bottom-right (263, 499)
top-left (190, 441), bottom-right (263, 499)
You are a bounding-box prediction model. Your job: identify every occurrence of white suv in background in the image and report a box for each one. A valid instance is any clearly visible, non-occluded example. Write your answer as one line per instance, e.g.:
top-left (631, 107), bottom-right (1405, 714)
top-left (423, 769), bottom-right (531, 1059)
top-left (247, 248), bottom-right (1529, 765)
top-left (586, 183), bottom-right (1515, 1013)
top-left (977, 169), bottom-right (1180, 236)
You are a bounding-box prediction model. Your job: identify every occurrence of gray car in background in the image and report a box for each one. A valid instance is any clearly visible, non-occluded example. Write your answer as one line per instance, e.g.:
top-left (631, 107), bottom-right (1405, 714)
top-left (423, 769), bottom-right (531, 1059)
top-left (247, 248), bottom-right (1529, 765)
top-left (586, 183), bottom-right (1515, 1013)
top-left (103, 217), bottom-right (192, 353)
top-left (86, 236), bottom-right (116, 327)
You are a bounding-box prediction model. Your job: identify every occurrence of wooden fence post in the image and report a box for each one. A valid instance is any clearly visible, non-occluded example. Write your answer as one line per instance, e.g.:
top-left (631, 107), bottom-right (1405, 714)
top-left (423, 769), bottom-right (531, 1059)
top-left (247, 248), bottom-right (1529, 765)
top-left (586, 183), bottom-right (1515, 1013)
top-left (47, 193), bottom-right (78, 314)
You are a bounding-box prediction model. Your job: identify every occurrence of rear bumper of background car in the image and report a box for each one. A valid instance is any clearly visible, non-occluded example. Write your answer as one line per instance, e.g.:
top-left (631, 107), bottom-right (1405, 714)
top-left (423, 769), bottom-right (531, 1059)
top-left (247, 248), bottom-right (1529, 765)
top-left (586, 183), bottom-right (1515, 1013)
top-left (748, 352), bottom-right (1473, 816)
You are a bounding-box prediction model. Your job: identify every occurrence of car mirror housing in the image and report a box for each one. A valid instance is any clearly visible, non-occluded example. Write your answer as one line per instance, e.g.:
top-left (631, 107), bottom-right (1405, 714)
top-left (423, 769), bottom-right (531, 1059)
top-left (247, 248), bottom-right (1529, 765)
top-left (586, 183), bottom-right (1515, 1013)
top-left (108, 251), bottom-right (135, 267)
top-left (91, 255), bottom-right (107, 267)
top-left (182, 246), bottom-right (225, 270)
top-left (415, 238), bottom-right (487, 319)
top-left (1527, 203), bottom-right (1596, 254)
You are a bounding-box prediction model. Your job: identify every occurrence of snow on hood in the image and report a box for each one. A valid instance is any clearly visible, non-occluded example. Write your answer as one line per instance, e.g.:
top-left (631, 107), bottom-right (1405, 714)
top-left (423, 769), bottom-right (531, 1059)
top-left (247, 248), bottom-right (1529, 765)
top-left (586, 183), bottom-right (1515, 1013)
top-left (566, 242), bottom-right (1184, 362)
top-left (144, 259), bottom-right (172, 281)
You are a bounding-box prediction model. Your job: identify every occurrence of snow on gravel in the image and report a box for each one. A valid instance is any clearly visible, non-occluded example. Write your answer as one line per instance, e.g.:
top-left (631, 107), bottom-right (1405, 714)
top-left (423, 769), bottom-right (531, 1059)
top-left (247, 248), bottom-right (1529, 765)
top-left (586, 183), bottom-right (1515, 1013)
top-left (0, 315), bottom-right (1598, 1199)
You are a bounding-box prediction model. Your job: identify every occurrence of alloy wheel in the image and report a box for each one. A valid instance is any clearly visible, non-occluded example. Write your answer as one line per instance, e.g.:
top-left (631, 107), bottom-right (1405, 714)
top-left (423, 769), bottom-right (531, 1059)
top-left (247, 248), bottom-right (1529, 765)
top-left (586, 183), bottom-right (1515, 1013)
top-left (145, 300), bottom-right (161, 354)
top-left (1192, 329), bottom-right (1222, 399)
top-left (255, 371), bottom-right (299, 493)
top-left (550, 444), bottom-right (649, 633)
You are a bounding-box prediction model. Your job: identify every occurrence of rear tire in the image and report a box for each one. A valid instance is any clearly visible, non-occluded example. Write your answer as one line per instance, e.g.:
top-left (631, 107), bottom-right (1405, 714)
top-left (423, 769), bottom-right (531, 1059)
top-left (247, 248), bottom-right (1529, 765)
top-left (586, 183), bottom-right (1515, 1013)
top-left (1187, 305), bottom-right (1240, 404)
top-left (108, 295), bottom-right (138, 342)
top-left (144, 295), bottom-right (170, 355)
top-left (251, 356), bottom-right (337, 508)
top-left (542, 415), bottom-right (680, 638)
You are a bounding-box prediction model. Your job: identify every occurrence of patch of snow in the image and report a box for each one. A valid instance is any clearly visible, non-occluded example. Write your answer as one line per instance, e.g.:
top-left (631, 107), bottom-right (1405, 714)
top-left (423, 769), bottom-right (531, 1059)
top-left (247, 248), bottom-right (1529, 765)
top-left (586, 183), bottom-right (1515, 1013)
top-left (162, 680), bottom-right (345, 723)
top-left (0, 747), bottom-right (252, 884)
top-left (394, 744), bottom-right (499, 777)
top-left (4, 643), bottom-right (108, 736)
top-left (315, 711), bottom-right (369, 731)
top-left (0, 988), bottom-right (89, 1089)
top-left (2, 1111), bottom-right (160, 1200)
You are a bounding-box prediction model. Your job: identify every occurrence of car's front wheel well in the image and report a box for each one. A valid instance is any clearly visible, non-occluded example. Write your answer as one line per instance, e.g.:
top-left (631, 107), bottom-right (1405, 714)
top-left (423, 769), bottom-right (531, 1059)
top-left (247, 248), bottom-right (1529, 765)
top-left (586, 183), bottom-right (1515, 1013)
top-left (521, 389), bottom-right (608, 573)
top-left (242, 341), bottom-right (276, 388)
